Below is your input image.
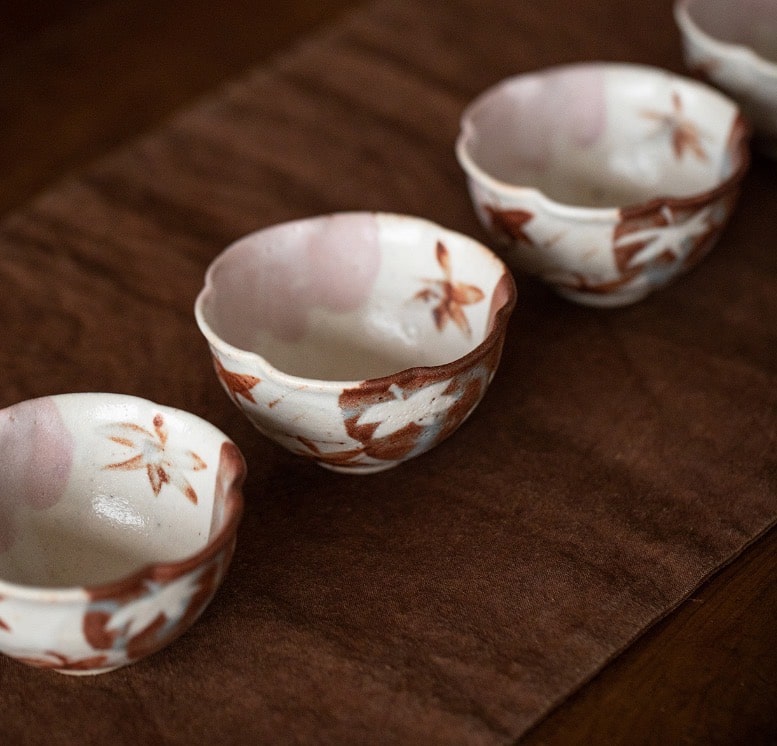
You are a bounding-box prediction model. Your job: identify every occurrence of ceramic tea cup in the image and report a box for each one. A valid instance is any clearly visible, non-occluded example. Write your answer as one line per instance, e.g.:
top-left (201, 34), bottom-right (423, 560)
top-left (675, 0), bottom-right (777, 155)
top-left (456, 62), bottom-right (750, 307)
top-left (0, 393), bottom-right (245, 674)
top-left (194, 212), bottom-right (516, 474)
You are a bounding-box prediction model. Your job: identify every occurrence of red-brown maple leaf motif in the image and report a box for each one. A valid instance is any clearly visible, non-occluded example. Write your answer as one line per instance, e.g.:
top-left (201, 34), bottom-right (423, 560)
top-left (213, 356), bottom-right (260, 404)
top-left (690, 58), bottom-right (720, 81)
top-left (555, 270), bottom-right (641, 295)
top-left (16, 651), bottom-right (111, 671)
top-left (339, 370), bottom-right (488, 464)
top-left (103, 414), bottom-right (207, 504)
top-left (294, 435), bottom-right (366, 467)
top-left (415, 241), bottom-right (485, 336)
top-left (485, 206), bottom-right (535, 245)
top-left (613, 199), bottom-right (729, 276)
top-left (83, 555), bottom-right (229, 663)
top-left (641, 91), bottom-right (708, 161)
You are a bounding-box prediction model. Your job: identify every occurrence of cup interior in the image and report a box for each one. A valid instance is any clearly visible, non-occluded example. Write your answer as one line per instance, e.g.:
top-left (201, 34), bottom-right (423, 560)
top-left (459, 64), bottom-right (741, 208)
top-left (198, 214), bottom-right (509, 381)
top-left (0, 396), bottom-right (233, 588)
top-left (685, 0), bottom-right (777, 63)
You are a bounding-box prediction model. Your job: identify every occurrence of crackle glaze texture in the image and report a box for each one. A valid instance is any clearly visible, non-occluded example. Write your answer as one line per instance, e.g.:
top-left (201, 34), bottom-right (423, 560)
top-left (195, 213), bottom-right (516, 473)
top-left (0, 394), bottom-right (245, 675)
top-left (456, 63), bottom-right (750, 306)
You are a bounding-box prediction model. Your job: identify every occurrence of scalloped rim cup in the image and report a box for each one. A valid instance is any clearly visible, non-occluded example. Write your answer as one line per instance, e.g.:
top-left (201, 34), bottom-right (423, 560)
top-left (456, 62), bottom-right (750, 307)
top-left (0, 393), bottom-right (245, 675)
top-left (674, 0), bottom-right (777, 154)
top-left (195, 212), bottom-right (517, 474)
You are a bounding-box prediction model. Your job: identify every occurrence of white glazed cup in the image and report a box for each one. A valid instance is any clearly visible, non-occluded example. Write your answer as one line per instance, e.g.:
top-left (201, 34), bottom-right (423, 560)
top-left (0, 393), bottom-right (245, 674)
top-left (456, 62), bottom-right (750, 307)
top-left (675, 0), bottom-right (777, 155)
top-left (195, 212), bottom-right (517, 474)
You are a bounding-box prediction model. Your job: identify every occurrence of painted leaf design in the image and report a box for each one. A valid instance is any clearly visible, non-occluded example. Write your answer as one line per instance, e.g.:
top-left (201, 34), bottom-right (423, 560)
top-left (294, 435), bottom-right (366, 466)
top-left (355, 382), bottom-right (458, 440)
top-left (213, 356), bottom-right (260, 404)
top-left (416, 241), bottom-right (485, 336)
top-left (485, 206), bottom-right (535, 244)
top-left (105, 575), bottom-right (200, 639)
top-left (613, 203), bottom-right (720, 277)
top-left (103, 414), bottom-right (207, 504)
top-left (16, 652), bottom-right (110, 671)
top-left (84, 558), bottom-right (226, 663)
top-left (615, 205), bottom-right (714, 268)
top-left (436, 240), bottom-right (452, 272)
top-left (641, 91), bottom-right (708, 161)
top-left (339, 364), bottom-right (491, 465)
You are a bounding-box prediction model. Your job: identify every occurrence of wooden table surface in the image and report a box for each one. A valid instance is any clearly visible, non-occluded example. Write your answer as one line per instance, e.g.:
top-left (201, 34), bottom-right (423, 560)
top-left (1, 2), bottom-right (775, 743)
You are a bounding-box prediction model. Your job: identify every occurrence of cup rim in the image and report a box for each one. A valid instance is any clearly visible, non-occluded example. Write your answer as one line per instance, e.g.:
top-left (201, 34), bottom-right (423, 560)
top-left (194, 211), bottom-right (518, 391)
top-left (455, 60), bottom-right (751, 220)
top-left (674, 0), bottom-right (777, 79)
top-left (0, 393), bottom-right (246, 602)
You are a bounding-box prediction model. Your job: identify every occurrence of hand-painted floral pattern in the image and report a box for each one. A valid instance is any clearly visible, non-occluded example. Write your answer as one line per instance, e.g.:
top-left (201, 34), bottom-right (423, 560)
top-left (16, 651), bottom-right (111, 671)
top-left (354, 381), bottom-right (459, 440)
top-left (289, 360), bottom-right (501, 472)
top-left (84, 551), bottom-right (230, 663)
top-left (212, 355), bottom-right (261, 404)
top-left (0, 539), bottom-right (236, 674)
top-left (547, 193), bottom-right (737, 297)
top-left (641, 91), bottom-right (708, 161)
top-left (293, 435), bottom-right (366, 468)
top-left (485, 206), bottom-right (535, 245)
top-left (613, 199), bottom-right (731, 279)
top-left (339, 356), bottom-right (498, 466)
top-left (102, 414), bottom-right (207, 504)
top-left (614, 205), bottom-right (713, 270)
top-left (415, 241), bottom-right (485, 337)
top-left (485, 206), bottom-right (568, 261)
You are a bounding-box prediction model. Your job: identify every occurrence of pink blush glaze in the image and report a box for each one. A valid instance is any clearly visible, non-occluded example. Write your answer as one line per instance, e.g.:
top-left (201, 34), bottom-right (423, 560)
top-left (307, 214), bottom-right (381, 313)
top-left (0, 398), bottom-right (74, 553)
top-left (528, 67), bottom-right (607, 168)
top-left (478, 66), bottom-right (607, 173)
top-left (213, 213), bottom-right (381, 345)
top-left (567, 68), bottom-right (608, 148)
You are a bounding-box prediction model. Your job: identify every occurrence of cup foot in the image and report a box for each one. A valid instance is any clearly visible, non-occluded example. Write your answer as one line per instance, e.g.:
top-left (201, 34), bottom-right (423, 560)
top-left (318, 460), bottom-right (399, 475)
top-left (56, 664), bottom-right (124, 676)
top-left (553, 284), bottom-right (651, 308)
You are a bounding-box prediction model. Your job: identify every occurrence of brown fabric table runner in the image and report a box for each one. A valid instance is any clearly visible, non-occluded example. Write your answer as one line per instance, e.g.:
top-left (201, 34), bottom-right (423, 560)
top-left (1, 0), bottom-right (775, 742)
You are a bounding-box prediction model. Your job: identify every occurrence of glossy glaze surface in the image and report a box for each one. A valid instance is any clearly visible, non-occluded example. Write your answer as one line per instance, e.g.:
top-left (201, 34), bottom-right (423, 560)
top-left (196, 213), bottom-right (516, 473)
top-left (0, 394), bottom-right (245, 674)
top-left (457, 63), bottom-right (749, 306)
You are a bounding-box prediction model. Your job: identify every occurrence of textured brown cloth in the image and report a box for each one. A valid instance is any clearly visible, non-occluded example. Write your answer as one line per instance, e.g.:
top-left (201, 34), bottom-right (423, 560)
top-left (0, 0), bottom-right (775, 743)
